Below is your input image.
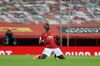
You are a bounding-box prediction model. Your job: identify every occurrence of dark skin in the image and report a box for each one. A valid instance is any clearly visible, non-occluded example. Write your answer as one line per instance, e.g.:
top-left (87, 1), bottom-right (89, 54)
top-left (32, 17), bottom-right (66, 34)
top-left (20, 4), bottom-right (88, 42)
top-left (38, 23), bottom-right (65, 59)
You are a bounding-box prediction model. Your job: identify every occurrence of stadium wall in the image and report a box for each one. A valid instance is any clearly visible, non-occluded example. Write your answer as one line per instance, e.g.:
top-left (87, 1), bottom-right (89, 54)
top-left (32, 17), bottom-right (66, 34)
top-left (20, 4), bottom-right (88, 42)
top-left (0, 22), bottom-right (100, 46)
top-left (0, 22), bottom-right (100, 39)
top-left (0, 46), bottom-right (100, 56)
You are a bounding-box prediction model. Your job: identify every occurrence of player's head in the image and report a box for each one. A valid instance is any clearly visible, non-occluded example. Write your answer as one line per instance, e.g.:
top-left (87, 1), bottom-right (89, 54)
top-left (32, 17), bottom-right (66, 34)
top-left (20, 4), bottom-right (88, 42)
top-left (44, 23), bottom-right (50, 31)
top-left (6, 29), bottom-right (13, 37)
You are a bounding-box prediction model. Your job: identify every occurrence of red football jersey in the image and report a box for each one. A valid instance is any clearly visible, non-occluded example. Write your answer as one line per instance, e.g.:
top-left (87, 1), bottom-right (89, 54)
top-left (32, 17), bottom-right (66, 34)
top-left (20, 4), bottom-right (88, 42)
top-left (40, 31), bottom-right (58, 48)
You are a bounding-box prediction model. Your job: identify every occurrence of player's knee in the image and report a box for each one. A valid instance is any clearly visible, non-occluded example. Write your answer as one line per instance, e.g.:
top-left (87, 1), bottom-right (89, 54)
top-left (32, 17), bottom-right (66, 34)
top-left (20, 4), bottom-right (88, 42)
top-left (57, 55), bottom-right (65, 59)
top-left (39, 54), bottom-right (47, 59)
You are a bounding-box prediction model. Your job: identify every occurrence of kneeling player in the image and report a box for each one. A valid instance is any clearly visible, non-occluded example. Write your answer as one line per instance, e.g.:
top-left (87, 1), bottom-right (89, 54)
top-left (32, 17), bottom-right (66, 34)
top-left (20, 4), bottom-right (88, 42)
top-left (35, 23), bottom-right (65, 59)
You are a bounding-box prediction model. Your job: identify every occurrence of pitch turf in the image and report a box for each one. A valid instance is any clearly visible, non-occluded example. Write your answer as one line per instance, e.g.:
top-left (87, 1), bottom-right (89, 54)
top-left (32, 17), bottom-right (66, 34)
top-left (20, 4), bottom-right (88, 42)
top-left (0, 55), bottom-right (100, 66)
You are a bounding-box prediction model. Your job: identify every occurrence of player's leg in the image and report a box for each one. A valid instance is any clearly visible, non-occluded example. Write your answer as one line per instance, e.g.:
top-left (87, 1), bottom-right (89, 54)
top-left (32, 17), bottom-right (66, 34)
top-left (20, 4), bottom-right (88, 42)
top-left (39, 48), bottom-right (52, 59)
top-left (51, 52), bottom-right (57, 59)
top-left (53, 48), bottom-right (65, 59)
top-left (57, 55), bottom-right (65, 59)
top-left (38, 54), bottom-right (47, 59)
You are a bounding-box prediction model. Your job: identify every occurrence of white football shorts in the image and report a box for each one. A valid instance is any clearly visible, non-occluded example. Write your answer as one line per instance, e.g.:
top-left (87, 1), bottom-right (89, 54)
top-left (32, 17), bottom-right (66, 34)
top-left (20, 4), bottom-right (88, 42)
top-left (42, 48), bottom-right (63, 56)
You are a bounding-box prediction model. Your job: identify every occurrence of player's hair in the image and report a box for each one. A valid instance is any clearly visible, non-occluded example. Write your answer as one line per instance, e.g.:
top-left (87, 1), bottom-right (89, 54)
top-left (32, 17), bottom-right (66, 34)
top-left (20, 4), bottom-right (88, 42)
top-left (44, 23), bottom-right (50, 31)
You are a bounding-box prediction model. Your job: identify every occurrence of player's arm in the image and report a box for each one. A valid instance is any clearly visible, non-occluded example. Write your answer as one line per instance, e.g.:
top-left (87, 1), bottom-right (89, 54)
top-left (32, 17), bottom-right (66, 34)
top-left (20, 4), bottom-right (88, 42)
top-left (54, 36), bottom-right (60, 45)
top-left (39, 37), bottom-right (44, 44)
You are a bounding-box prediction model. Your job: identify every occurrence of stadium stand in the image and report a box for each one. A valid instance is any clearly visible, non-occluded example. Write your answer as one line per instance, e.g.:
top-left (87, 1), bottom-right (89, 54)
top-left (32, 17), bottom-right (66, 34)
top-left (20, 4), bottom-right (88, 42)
top-left (0, 0), bottom-right (99, 24)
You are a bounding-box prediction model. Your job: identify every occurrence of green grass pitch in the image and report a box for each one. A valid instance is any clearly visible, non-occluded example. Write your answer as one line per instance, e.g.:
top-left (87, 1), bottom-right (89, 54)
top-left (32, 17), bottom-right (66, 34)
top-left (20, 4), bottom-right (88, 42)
top-left (0, 55), bottom-right (100, 66)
